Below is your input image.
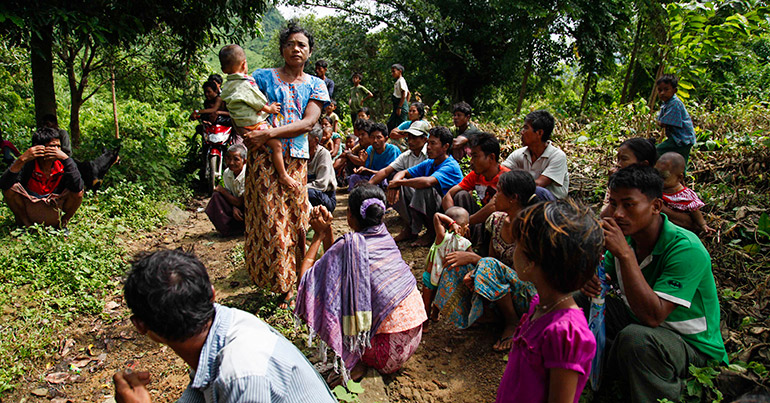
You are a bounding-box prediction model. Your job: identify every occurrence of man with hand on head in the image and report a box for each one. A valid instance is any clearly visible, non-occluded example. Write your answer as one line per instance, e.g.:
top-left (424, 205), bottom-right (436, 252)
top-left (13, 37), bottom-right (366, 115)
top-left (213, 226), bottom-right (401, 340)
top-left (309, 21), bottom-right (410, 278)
top-left (113, 249), bottom-right (336, 403)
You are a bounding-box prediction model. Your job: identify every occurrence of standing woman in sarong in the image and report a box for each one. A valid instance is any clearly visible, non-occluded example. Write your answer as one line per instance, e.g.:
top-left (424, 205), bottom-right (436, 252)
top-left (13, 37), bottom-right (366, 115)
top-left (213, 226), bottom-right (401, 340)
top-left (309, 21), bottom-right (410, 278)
top-left (295, 184), bottom-right (427, 383)
top-left (243, 22), bottom-right (330, 308)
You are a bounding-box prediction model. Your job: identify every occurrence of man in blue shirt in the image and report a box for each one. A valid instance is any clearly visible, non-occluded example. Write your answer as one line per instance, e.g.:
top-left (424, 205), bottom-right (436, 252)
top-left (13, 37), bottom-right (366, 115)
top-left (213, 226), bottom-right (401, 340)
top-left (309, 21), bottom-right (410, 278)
top-left (388, 126), bottom-right (463, 246)
top-left (113, 249), bottom-right (335, 403)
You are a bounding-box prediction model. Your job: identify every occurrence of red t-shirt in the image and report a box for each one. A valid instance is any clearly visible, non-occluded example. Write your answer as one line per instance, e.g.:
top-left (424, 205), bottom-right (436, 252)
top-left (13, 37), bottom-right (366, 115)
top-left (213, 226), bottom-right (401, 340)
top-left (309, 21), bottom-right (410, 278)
top-left (458, 166), bottom-right (509, 205)
top-left (27, 160), bottom-right (64, 196)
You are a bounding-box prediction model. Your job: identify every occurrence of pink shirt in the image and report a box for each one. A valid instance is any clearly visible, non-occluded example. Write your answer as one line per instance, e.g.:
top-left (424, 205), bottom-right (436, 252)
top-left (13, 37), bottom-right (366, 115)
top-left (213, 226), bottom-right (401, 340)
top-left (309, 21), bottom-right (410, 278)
top-left (496, 295), bottom-right (596, 403)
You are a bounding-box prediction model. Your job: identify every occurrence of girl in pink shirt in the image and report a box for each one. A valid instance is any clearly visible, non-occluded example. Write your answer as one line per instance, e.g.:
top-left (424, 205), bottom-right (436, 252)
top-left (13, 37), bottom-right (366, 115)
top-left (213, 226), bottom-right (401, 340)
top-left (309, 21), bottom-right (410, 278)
top-left (496, 200), bottom-right (603, 403)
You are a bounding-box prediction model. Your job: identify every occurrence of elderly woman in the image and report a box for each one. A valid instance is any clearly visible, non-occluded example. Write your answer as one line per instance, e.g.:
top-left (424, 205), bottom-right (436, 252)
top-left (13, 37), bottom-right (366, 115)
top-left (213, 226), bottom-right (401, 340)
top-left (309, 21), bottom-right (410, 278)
top-left (243, 22), bottom-right (330, 308)
top-left (295, 184), bottom-right (427, 383)
top-left (433, 170), bottom-right (545, 351)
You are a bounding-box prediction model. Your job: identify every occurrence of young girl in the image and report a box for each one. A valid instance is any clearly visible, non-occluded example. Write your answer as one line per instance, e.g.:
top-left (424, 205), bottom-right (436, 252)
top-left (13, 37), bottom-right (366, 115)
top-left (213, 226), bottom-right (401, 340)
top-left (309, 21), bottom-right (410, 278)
top-left (600, 137), bottom-right (657, 218)
top-left (496, 200), bottom-right (603, 403)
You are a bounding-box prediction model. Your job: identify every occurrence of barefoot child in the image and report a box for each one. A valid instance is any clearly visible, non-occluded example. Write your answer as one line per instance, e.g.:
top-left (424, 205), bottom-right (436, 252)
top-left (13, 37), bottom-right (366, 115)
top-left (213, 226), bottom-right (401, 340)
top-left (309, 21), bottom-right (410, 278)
top-left (655, 152), bottom-right (715, 234)
top-left (218, 44), bottom-right (300, 191)
top-left (656, 74), bottom-right (696, 170)
top-left (496, 200), bottom-right (602, 403)
top-left (423, 207), bottom-right (471, 325)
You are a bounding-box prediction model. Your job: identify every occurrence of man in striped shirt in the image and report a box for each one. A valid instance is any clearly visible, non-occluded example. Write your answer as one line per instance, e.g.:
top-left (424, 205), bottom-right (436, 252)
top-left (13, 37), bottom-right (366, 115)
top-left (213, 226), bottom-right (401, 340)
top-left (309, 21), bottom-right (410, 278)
top-left (113, 249), bottom-right (336, 403)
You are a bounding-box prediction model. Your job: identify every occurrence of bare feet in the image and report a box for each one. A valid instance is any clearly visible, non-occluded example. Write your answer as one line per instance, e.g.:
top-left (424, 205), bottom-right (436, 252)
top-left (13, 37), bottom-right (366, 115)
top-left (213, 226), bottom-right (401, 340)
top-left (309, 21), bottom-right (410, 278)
top-left (492, 324), bottom-right (517, 352)
top-left (393, 229), bottom-right (417, 242)
top-left (411, 232), bottom-right (434, 247)
top-left (278, 174), bottom-right (302, 193)
top-left (327, 363), bottom-right (368, 388)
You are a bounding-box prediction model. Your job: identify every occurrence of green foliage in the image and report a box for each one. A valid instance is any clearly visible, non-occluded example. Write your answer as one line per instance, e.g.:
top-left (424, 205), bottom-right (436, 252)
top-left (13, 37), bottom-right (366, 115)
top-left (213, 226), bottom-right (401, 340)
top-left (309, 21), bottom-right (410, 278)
top-left (685, 364), bottom-right (723, 402)
top-left (332, 380), bottom-right (365, 403)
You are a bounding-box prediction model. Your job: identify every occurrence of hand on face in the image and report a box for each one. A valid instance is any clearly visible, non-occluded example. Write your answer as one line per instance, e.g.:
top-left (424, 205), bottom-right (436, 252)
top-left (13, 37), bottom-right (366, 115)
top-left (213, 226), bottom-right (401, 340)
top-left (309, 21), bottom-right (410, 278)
top-left (601, 217), bottom-right (632, 258)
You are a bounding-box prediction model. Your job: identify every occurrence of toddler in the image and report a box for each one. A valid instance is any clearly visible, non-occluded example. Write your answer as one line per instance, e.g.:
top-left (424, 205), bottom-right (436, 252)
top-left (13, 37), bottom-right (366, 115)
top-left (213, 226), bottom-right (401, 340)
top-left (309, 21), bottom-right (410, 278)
top-left (496, 200), bottom-right (602, 403)
top-left (423, 207), bottom-right (471, 325)
top-left (655, 152), bottom-right (715, 234)
top-left (218, 44), bottom-right (299, 191)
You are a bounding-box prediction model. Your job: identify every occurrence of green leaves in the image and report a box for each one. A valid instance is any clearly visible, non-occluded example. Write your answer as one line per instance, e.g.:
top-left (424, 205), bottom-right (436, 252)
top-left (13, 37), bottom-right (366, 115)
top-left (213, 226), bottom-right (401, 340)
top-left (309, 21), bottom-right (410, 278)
top-left (332, 380), bottom-right (365, 402)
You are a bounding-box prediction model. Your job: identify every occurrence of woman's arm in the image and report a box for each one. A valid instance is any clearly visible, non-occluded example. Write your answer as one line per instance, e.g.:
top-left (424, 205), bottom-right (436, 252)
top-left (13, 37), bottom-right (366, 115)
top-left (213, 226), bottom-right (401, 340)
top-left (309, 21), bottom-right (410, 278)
top-left (547, 368), bottom-right (579, 403)
top-left (244, 99), bottom-right (324, 150)
top-left (331, 137), bottom-right (341, 157)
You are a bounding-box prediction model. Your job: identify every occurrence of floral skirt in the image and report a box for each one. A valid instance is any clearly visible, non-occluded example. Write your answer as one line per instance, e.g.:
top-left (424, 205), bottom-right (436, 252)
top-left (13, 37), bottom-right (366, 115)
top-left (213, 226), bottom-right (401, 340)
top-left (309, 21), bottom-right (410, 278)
top-left (434, 257), bottom-right (535, 329)
top-left (361, 325), bottom-right (422, 374)
top-left (244, 151), bottom-right (309, 294)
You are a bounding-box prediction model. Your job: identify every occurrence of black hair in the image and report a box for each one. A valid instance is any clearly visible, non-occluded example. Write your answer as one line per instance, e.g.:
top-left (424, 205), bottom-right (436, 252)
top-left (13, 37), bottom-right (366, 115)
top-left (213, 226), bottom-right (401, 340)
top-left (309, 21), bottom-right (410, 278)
top-left (315, 60), bottom-right (328, 68)
top-left (608, 165), bottom-right (664, 200)
top-left (202, 80), bottom-right (218, 93)
top-left (452, 101), bottom-right (472, 116)
top-left (279, 21), bottom-right (315, 52)
top-left (357, 107), bottom-right (371, 117)
top-left (513, 200), bottom-right (604, 294)
top-left (410, 102), bottom-right (426, 119)
top-left (620, 137), bottom-right (658, 166)
top-left (218, 45), bottom-right (245, 72)
top-left (320, 116), bottom-right (332, 125)
top-left (348, 183), bottom-right (386, 229)
top-left (328, 99), bottom-right (336, 106)
top-left (391, 63), bottom-right (404, 72)
top-left (525, 110), bottom-right (555, 142)
top-left (498, 169), bottom-right (537, 207)
top-left (31, 127), bottom-right (62, 146)
top-left (656, 74), bottom-right (678, 89)
top-left (207, 74), bottom-right (223, 85)
top-left (368, 122), bottom-right (388, 138)
top-left (124, 249), bottom-right (215, 342)
top-left (354, 118), bottom-right (372, 133)
top-left (429, 126), bottom-right (454, 153)
top-left (468, 132), bottom-right (500, 161)
top-left (352, 72), bottom-right (363, 80)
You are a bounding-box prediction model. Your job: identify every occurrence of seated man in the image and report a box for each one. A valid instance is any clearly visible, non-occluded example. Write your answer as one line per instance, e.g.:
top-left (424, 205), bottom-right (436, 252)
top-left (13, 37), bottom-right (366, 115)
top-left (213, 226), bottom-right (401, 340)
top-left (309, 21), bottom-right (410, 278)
top-left (450, 101), bottom-right (481, 161)
top-left (501, 110), bottom-right (569, 199)
top-left (387, 126), bottom-right (463, 245)
top-left (368, 120), bottom-right (429, 187)
top-left (579, 165), bottom-right (727, 403)
top-left (113, 249), bottom-right (336, 403)
top-left (307, 127), bottom-right (337, 213)
top-left (348, 122), bottom-right (400, 191)
top-left (0, 127), bottom-right (83, 229)
top-left (205, 144), bottom-right (246, 236)
top-left (442, 132), bottom-right (508, 247)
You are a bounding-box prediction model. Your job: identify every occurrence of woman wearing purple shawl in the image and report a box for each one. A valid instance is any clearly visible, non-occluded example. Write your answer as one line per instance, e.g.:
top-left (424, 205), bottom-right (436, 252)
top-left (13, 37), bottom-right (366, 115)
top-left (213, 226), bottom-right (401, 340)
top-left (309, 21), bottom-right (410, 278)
top-left (296, 184), bottom-right (427, 383)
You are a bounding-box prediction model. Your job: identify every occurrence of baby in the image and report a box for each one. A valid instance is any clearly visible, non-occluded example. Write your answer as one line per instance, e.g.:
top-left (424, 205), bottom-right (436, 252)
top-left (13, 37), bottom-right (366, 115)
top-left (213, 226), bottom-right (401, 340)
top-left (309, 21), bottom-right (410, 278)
top-left (655, 152), bottom-right (715, 234)
top-left (422, 207), bottom-right (472, 326)
top-left (219, 44), bottom-right (299, 191)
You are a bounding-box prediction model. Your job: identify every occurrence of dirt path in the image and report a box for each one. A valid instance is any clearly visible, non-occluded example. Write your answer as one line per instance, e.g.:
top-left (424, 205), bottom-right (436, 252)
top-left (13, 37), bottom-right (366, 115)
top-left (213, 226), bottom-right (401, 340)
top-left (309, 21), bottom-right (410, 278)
top-left (9, 194), bottom-right (508, 402)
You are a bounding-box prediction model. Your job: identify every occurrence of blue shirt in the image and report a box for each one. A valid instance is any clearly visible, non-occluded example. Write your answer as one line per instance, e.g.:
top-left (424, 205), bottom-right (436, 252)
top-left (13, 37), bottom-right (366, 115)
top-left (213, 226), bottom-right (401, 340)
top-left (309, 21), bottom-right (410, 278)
top-left (365, 143), bottom-right (401, 171)
top-left (177, 304), bottom-right (336, 403)
top-left (407, 156), bottom-right (464, 196)
top-left (658, 94), bottom-right (696, 146)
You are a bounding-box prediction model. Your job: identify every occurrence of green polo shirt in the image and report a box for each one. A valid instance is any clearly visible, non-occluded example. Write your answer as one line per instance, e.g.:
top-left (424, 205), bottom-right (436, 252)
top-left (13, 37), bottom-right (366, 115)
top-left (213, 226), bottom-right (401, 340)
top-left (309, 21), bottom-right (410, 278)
top-left (605, 214), bottom-right (728, 364)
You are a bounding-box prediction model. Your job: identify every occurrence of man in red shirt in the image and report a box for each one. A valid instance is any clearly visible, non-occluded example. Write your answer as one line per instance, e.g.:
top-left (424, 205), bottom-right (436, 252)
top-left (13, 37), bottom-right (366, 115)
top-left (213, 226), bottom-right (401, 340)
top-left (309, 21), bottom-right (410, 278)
top-left (442, 132), bottom-right (507, 247)
top-left (0, 127), bottom-right (84, 229)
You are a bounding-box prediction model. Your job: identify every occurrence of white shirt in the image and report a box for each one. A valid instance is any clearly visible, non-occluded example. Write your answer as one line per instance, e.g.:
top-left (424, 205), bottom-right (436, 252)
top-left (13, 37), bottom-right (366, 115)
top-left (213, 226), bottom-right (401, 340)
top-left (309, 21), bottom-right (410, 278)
top-left (389, 144), bottom-right (428, 172)
top-left (393, 76), bottom-right (409, 99)
top-left (222, 166), bottom-right (246, 198)
top-left (501, 142), bottom-right (569, 199)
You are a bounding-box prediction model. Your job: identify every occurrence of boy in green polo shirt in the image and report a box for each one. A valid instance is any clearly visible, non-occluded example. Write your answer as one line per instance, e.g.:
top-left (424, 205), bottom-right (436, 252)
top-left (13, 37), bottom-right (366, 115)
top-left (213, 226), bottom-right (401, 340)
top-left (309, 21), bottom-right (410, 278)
top-left (579, 165), bottom-right (726, 403)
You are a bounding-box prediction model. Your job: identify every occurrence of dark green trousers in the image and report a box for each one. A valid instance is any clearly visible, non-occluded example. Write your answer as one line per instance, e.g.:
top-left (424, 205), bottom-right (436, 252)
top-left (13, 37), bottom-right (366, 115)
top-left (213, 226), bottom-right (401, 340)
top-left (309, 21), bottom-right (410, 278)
top-left (657, 138), bottom-right (693, 173)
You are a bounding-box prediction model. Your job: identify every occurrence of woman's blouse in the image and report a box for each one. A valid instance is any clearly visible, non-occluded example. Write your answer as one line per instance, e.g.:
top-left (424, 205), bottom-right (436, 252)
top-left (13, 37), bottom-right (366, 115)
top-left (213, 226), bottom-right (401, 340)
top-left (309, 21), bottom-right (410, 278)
top-left (486, 212), bottom-right (516, 265)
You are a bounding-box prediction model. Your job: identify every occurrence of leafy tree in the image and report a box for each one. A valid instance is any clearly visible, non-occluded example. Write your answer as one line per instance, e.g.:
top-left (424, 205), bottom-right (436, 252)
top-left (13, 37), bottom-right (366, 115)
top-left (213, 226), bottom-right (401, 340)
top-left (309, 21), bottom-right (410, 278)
top-left (0, 0), bottom-right (268, 144)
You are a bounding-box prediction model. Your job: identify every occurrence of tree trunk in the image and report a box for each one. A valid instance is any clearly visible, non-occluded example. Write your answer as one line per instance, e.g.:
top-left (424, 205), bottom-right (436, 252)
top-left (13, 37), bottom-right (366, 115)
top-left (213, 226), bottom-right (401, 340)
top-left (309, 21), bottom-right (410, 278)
top-left (111, 69), bottom-right (119, 139)
top-left (31, 24), bottom-right (57, 127)
top-left (647, 62), bottom-right (665, 109)
top-left (64, 49), bottom-right (84, 146)
top-left (579, 74), bottom-right (593, 116)
top-left (516, 45), bottom-right (535, 115)
top-left (621, 16), bottom-right (645, 104)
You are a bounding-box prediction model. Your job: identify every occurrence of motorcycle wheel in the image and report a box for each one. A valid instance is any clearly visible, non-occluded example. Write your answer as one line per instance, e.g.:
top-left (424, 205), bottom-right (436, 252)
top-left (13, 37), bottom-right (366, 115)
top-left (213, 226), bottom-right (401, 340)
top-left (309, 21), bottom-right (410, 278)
top-left (208, 154), bottom-right (220, 194)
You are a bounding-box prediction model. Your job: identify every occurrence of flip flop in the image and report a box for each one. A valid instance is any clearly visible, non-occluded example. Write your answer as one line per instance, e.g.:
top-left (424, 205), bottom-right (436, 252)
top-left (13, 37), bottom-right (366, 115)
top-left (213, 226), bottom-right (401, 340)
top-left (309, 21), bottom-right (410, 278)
top-left (493, 335), bottom-right (514, 352)
top-left (279, 295), bottom-right (296, 310)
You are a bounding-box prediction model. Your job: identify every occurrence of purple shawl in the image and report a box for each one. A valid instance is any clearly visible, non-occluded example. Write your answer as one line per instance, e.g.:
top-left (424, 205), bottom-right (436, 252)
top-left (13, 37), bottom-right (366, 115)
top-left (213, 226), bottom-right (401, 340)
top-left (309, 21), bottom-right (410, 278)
top-left (295, 223), bottom-right (416, 373)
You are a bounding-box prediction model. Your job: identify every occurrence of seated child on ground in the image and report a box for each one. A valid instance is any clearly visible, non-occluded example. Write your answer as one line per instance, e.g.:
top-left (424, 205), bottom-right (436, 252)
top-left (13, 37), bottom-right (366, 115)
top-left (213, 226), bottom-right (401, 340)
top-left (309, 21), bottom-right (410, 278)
top-left (218, 44), bottom-right (299, 191)
top-left (323, 100), bottom-right (340, 133)
top-left (655, 151), bottom-right (715, 234)
top-left (321, 117), bottom-right (342, 160)
top-left (496, 200), bottom-right (602, 403)
top-left (423, 207), bottom-right (471, 324)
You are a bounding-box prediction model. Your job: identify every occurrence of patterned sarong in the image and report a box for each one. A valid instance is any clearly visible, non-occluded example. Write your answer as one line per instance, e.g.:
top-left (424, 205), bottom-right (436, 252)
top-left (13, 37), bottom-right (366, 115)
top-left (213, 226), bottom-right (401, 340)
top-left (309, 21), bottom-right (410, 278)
top-left (244, 151), bottom-right (309, 293)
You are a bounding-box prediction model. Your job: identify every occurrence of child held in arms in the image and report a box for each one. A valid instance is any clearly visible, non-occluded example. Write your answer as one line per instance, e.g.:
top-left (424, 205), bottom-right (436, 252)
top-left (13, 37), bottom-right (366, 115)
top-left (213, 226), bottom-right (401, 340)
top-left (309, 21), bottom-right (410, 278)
top-left (496, 200), bottom-right (602, 403)
top-left (422, 207), bottom-right (471, 330)
top-left (218, 44), bottom-right (300, 191)
top-left (656, 74), bottom-right (696, 170)
top-left (655, 151), bottom-right (715, 235)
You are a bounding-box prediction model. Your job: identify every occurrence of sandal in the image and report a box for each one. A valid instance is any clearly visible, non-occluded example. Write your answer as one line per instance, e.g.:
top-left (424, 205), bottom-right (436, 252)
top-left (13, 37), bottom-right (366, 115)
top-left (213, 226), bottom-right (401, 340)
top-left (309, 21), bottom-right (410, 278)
top-left (279, 294), bottom-right (296, 310)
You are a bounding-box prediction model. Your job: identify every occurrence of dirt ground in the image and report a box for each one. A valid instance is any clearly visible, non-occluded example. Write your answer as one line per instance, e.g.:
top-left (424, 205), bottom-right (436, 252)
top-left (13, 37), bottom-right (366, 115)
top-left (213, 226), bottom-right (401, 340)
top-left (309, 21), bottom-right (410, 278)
top-left (8, 193), bottom-right (511, 403)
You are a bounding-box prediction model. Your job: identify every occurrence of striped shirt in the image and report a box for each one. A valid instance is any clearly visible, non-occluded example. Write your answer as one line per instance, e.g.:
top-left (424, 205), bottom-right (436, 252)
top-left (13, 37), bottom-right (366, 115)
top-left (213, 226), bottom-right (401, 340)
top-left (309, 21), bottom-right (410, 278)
top-left (177, 304), bottom-right (337, 403)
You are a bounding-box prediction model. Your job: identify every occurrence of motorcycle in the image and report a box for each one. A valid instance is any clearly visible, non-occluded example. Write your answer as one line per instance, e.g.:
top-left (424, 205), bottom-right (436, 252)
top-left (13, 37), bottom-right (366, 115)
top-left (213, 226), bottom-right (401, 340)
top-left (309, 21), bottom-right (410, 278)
top-left (199, 116), bottom-right (234, 194)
